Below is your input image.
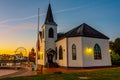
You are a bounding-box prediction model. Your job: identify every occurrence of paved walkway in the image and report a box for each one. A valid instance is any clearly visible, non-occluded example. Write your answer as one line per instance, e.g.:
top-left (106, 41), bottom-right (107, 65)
top-left (0, 66), bottom-right (120, 79)
top-left (0, 66), bottom-right (37, 79)
top-left (0, 69), bottom-right (18, 77)
top-left (40, 67), bottom-right (111, 74)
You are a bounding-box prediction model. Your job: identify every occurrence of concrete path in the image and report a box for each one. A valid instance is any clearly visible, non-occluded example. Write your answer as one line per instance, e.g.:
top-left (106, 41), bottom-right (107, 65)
top-left (0, 66), bottom-right (36, 79)
top-left (0, 69), bottom-right (18, 77)
top-left (0, 66), bottom-right (120, 79)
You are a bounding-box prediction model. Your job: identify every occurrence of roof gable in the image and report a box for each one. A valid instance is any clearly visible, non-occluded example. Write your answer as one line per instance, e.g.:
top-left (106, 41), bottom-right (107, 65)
top-left (65, 23), bottom-right (109, 39)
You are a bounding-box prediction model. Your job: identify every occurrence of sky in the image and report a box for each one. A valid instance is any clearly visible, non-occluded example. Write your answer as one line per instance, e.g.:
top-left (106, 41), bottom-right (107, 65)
top-left (0, 0), bottom-right (120, 55)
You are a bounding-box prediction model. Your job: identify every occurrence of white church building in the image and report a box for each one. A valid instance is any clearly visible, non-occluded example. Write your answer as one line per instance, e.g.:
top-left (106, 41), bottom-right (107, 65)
top-left (38, 3), bottom-right (111, 68)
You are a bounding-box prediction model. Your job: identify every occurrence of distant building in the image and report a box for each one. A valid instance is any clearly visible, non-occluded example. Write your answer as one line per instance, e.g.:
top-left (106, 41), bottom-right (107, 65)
top-left (29, 48), bottom-right (36, 63)
top-left (38, 3), bottom-right (111, 67)
top-left (14, 53), bottom-right (23, 60)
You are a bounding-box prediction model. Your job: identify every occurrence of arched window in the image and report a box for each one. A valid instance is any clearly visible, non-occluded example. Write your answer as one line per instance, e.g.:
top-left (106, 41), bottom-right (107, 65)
top-left (72, 44), bottom-right (76, 60)
top-left (48, 28), bottom-right (54, 38)
top-left (94, 44), bottom-right (102, 59)
top-left (55, 47), bottom-right (57, 60)
top-left (59, 46), bottom-right (63, 60)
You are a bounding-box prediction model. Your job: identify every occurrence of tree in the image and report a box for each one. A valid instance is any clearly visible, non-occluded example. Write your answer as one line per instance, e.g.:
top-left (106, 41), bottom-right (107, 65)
top-left (109, 38), bottom-right (120, 65)
top-left (111, 51), bottom-right (120, 65)
top-left (109, 41), bottom-right (114, 50)
top-left (113, 38), bottom-right (120, 55)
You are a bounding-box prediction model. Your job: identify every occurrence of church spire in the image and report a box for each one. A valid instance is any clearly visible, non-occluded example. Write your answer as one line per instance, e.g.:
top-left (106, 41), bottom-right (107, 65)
top-left (44, 3), bottom-right (57, 26)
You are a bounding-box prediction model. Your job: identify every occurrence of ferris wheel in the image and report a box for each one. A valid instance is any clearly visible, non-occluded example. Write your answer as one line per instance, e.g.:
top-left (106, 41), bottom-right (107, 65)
top-left (15, 47), bottom-right (27, 56)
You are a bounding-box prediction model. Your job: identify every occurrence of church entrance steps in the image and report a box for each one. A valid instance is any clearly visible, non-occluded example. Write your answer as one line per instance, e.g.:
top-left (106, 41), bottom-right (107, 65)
top-left (45, 62), bottom-right (59, 68)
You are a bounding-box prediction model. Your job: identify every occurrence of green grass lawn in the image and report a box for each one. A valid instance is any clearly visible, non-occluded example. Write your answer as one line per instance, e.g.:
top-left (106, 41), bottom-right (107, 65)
top-left (1, 67), bottom-right (120, 80)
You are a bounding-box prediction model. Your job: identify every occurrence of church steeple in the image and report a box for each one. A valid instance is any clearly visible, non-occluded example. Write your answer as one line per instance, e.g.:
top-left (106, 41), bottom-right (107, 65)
top-left (44, 3), bottom-right (57, 26)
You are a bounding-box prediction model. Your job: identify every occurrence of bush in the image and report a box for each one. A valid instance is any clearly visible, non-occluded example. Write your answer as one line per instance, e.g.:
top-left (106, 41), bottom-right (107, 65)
top-left (111, 51), bottom-right (120, 65)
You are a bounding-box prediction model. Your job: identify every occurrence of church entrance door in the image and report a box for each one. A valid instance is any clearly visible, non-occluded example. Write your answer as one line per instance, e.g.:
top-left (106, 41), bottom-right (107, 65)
top-left (47, 54), bottom-right (53, 63)
top-left (46, 48), bottom-right (56, 64)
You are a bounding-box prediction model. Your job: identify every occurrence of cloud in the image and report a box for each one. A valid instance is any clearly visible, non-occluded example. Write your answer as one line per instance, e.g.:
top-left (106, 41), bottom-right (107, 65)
top-left (12, 23), bottom-right (36, 30)
top-left (0, 23), bottom-right (37, 35)
top-left (0, 13), bottom-right (45, 26)
top-left (55, 6), bottom-right (84, 14)
top-left (0, 13), bottom-right (45, 35)
top-left (0, 5), bottom-right (89, 34)
top-left (0, 5), bottom-right (88, 26)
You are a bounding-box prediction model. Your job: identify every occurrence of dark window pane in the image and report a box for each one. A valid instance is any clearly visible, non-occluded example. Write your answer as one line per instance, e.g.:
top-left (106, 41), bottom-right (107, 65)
top-left (59, 46), bottom-right (63, 60)
top-left (48, 28), bottom-right (54, 38)
top-left (72, 44), bottom-right (76, 60)
top-left (94, 44), bottom-right (102, 60)
top-left (55, 47), bottom-right (57, 60)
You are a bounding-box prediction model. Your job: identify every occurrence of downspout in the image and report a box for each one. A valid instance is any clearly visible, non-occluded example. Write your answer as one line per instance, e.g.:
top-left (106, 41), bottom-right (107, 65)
top-left (66, 38), bottom-right (69, 68)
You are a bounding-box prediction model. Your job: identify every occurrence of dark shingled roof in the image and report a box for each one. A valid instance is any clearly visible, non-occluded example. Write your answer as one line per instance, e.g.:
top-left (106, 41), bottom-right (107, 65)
top-left (57, 33), bottom-right (65, 39)
top-left (44, 3), bottom-right (57, 26)
top-left (57, 23), bottom-right (109, 41)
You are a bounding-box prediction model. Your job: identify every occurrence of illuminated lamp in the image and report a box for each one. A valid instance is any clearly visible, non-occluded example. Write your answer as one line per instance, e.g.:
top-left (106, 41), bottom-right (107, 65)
top-left (85, 47), bottom-right (93, 55)
top-left (109, 49), bottom-right (112, 53)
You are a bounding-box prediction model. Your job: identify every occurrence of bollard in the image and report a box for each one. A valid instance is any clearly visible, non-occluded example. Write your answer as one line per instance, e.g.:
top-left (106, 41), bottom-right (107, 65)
top-left (31, 64), bottom-right (34, 71)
